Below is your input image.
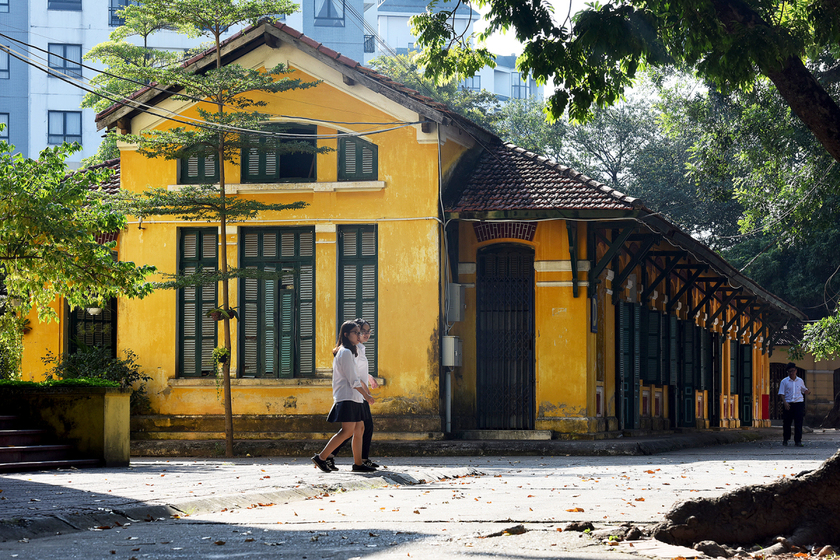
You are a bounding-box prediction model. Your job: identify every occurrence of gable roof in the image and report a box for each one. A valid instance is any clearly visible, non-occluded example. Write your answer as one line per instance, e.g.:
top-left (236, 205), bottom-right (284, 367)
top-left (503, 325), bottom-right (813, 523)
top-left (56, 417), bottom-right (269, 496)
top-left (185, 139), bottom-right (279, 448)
top-left (95, 20), bottom-right (493, 144)
top-left (446, 142), bottom-right (640, 216)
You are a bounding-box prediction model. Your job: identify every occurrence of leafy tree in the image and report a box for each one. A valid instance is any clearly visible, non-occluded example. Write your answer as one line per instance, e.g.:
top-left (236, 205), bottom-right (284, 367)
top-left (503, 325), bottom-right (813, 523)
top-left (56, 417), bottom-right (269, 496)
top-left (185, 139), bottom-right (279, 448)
top-left (496, 94), bottom-right (744, 249)
top-left (412, 0), bottom-right (840, 165)
top-left (0, 133), bottom-right (154, 378)
top-left (112, 0), bottom-right (319, 457)
top-left (81, 4), bottom-right (195, 113)
top-left (368, 53), bottom-right (501, 131)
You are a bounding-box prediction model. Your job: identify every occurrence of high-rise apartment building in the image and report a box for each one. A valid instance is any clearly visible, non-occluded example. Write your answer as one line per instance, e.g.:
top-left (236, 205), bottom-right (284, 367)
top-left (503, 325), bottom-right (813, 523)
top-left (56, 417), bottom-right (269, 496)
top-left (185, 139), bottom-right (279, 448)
top-left (0, 0), bottom-right (539, 165)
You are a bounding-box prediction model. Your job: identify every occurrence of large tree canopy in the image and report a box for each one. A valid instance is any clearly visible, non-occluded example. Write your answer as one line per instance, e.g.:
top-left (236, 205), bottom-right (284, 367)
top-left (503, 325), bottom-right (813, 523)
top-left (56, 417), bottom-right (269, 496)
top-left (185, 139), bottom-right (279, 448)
top-left (412, 0), bottom-right (840, 162)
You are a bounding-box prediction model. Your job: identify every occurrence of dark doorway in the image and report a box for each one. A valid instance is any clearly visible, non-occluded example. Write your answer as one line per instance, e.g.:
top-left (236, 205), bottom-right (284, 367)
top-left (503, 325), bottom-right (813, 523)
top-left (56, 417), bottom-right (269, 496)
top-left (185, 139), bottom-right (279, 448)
top-left (769, 362), bottom-right (787, 421)
top-left (476, 244), bottom-right (535, 430)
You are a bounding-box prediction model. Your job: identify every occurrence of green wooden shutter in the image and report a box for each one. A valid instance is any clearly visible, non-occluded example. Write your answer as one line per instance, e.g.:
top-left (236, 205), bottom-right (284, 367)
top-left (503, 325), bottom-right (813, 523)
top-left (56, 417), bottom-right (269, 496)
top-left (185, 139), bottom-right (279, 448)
top-left (679, 321), bottom-right (695, 426)
top-left (740, 343), bottom-right (752, 424)
top-left (338, 225), bottom-right (377, 377)
top-left (730, 340), bottom-right (738, 396)
top-left (632, 303), bottom-right (641, 428)
top-left (669, 315), bottom-right (679, 386)
top-left (239, 228), bottom-right (315, 378)
top-left (641, 308), bottom-right (660, 384)
top-left (617, 302), bottom-right (632, 429)
top-left (338, 137), bottom-right (378, 181)
top-left (242, 125), bottom-right (317, 183)
top-left (179, 155), bottom-right (218, 184)
top-left (178, 228), bottom-right (218, 377)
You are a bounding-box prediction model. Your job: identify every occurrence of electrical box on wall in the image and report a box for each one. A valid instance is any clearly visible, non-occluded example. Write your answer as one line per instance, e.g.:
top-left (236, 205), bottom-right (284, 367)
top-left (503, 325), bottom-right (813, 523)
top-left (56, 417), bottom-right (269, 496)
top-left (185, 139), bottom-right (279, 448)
top-left (446, 283), bottom-right (466, 323)
top-left (442, 336), bottom-right (463, 367)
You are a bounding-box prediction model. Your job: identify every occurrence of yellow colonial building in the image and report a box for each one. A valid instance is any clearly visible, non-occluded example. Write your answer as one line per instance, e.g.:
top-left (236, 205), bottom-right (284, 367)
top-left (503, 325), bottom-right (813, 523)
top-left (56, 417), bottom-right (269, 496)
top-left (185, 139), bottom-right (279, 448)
top-left (21, 20), bottom-right (805, 446)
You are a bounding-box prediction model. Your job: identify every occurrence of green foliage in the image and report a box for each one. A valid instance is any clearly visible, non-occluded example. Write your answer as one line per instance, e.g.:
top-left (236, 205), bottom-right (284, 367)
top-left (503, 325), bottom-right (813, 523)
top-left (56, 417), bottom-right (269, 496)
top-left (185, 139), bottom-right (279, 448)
top-left (368, 53), bottom-right (501, 132)
top-left (80, 130), bottom-right (121, 168)
top-left (0, 132), bottom-right (154, 372)
top-left (798, 311), bottom-right (840, 360)
top-left (0, 378), bottom-right (121, 389)
top-left (42, 345), bottom-right (151, 410)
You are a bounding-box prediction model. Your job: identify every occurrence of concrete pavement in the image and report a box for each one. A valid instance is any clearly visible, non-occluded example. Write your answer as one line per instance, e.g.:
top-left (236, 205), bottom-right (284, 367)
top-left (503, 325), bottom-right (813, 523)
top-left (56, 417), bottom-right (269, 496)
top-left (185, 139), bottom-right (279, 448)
top-left (0, 427), bottom-right (795, 542)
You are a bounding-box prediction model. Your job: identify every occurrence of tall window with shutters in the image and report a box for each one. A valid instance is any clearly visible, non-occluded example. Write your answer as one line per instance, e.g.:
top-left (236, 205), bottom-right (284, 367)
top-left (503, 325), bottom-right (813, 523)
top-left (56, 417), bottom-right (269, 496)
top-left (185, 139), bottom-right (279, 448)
top-left (338, 225), bottom-right (377, 378)
top-left (179, 155), bottom-right (219, 184)
top-left (177, 229), bottom-right (218, 377)
top-left (239, 228), bottom-right (315, 378)
top-left (338, 137), bottom-right (377, 181)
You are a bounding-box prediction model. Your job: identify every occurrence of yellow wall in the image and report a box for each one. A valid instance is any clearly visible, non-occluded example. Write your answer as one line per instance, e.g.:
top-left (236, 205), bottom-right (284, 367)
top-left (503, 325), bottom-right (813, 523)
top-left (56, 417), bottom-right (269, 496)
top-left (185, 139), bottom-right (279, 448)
top-left (21, 42), bottom-right (475, 434)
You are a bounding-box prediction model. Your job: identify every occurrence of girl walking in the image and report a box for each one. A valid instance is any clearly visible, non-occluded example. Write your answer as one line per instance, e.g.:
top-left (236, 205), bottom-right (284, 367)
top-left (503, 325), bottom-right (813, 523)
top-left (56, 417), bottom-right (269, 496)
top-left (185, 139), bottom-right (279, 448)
top-left (312, 320), bottom-right (376, 473)
top-left (328, 318), bottom-right (379, 470)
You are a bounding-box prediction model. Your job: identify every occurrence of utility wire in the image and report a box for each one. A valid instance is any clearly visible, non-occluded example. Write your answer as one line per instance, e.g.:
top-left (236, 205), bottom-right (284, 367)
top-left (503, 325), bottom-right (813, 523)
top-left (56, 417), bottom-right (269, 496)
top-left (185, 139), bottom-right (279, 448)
top-left (0, 40), bottom-right (421, 140)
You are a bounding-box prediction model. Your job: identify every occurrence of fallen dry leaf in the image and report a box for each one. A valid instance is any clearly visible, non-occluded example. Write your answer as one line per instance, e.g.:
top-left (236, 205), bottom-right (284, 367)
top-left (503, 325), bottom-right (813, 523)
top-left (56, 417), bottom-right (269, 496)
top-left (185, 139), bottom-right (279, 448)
top-left (566, 508), bottom-right (584, 512)
top-left (214, 541), bottom-right (226, 546)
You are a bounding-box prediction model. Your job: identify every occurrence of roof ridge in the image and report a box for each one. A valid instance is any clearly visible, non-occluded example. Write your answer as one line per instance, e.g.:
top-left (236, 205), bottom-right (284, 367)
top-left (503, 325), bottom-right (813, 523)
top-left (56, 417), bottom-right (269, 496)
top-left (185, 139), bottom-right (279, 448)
top-left (500, 142), bottom-right (640, 208)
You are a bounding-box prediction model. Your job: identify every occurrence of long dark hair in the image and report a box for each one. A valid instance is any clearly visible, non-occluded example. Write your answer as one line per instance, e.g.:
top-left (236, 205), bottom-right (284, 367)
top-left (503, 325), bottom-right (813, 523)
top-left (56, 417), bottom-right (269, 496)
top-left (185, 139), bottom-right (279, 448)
top-left (333, 320), bottom-right (358, 357)
top-left (354, 318), bottom-right (370, 331)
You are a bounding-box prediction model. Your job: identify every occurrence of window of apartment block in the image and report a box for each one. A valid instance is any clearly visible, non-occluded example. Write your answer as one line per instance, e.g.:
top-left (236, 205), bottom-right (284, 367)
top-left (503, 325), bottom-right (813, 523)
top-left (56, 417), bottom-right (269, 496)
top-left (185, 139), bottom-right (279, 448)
top-left (314, 0), bottom-right (344, 26)
top-left (338, 137), bottom-right (377, 181)
top-left (109, 0), bottom-right (136, 26)
top-left (179, 155), bottom-right (219, 184)
top-left (0, 51), bottom-right (9, 79)
top-left (0, 0), bottom-right (8, 13)
top-left (177, 228), bottom-right (218, 377)
top-left (511, 72), bottom-right (530, 99)
top-left (240, 228), bottom-right (315, 378)
top-left (364, 34), bottom-right (375, 53)
top-left (48, 0), bottom-right (81, 10)
top-left (460, 76), bottom-right (480, 92)
top-left (0, 114), bottom-right (9, 140)
top-left (47, 111), bottom-right (82, 145)
top-left (48, 44), bottom-right (83, 79)
top-left (241, 125), bottom-right (316, 183)
top-left (338, 225), bottom-right (377, 377)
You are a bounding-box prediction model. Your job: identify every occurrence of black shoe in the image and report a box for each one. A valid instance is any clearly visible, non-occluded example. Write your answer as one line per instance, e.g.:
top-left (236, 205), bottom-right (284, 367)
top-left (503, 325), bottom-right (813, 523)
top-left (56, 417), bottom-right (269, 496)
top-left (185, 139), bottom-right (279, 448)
top-left (325, 457), bottom-right (339, 471)
top-left (312, 454), bottom-right (331, 473)
top-left (782, 441), bottom-right (788, 446)
top-left (362, 459), bottom-right (379, 469)
top-left (352, 463), bottom-right (377, 473)
top-left (795, 442), bottom-right (804, 447)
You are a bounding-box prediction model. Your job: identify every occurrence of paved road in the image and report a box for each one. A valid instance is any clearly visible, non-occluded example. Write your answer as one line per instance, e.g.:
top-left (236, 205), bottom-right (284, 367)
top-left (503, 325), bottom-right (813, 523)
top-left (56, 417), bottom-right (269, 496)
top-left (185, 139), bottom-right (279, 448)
top-left (0, 430), bottom-right (837, 559)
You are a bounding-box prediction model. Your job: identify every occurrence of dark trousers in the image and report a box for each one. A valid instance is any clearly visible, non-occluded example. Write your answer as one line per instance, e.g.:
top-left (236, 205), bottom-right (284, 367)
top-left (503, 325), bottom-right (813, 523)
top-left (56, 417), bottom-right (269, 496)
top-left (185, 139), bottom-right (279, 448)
top-left (333, 400), bottom-right (373, 460)
top-left (783, 401), bottom-right (805, 443)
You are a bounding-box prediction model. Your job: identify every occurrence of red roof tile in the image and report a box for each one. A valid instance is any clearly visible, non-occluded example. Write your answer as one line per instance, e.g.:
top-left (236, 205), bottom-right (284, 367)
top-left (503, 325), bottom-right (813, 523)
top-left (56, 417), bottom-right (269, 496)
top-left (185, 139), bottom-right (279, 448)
top-left (447, 143), bottom-right (640, 213)
top-left (75, 158), bottom-right (120, 196)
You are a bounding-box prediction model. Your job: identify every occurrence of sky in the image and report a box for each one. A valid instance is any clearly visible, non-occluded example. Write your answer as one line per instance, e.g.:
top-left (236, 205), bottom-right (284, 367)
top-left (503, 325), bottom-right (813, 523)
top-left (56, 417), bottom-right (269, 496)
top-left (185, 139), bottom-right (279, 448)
top-left (479, 0), bottom-right (589, 56)
top-left (474, 0), bottom-right (590, 96)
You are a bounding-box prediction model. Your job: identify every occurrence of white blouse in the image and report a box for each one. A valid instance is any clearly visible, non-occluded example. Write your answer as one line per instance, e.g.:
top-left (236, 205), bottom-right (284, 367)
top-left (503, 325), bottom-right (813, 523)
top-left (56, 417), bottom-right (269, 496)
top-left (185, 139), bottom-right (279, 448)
top-left (332, 346), bottom-right (364, 403)
top-left (356, 343), bottom-right (370, 387)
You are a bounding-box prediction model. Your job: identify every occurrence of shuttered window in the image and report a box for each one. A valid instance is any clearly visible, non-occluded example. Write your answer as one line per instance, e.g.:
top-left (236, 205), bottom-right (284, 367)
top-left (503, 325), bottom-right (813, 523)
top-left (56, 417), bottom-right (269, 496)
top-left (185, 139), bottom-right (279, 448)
top-left (68, 299), bottom-right (117, 355)
top-left (241, 125), bottom-right (317, 183)
top-left (178, 228), bottom-right (218, 377)
top-left (338, 225), bottom-right (377, 377)
top-left (640, 307), bottom-right (661, 384)
top-left (338, 137), bottom-right (378, 181)
top-left (239, 228), bottom-right (315, 378)
top-left (179, 155), bottom-right (219, 184)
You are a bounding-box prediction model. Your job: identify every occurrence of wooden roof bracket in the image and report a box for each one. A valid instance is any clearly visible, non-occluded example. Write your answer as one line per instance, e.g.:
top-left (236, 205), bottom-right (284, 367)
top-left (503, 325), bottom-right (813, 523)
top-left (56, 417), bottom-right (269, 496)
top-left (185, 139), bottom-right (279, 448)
top-left (707, 288), bottom-right (740, 325)
top-left (666, 266), bottom-right (708, 313)
top-left (640, 254), bottom-right (683, 304)
top-left (589, 225), bottom-right (635, 298)
top-left (688, 279), bottom-right (726, 319)
top-left (611, 234), bottom-right (658, 304)
top-left (722, 297), bottom-right (754, 335)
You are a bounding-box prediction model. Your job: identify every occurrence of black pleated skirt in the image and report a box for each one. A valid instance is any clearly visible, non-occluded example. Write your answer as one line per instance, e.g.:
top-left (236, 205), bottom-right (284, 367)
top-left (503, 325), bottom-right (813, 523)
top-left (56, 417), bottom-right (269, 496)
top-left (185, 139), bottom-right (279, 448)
top-left (327, 400), bottom-right (366, 423)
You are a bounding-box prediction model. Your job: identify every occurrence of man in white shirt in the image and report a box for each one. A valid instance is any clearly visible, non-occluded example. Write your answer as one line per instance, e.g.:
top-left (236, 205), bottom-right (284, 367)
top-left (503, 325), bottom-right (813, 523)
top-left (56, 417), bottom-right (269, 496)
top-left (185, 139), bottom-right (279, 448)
top-left (778, 362), bottom-right (810, 447)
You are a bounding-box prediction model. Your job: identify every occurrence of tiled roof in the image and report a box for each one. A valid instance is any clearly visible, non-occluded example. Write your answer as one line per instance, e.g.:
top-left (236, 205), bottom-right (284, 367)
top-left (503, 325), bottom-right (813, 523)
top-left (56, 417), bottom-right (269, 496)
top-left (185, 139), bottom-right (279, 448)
top-left (82, 158), bottom-right (121, 195)
top-left (447, 143), bottom-right (640, 213)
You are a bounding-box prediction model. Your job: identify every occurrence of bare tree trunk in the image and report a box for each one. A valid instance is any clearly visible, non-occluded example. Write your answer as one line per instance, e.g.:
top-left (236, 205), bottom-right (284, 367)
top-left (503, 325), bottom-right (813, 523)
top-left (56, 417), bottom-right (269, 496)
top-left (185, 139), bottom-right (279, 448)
top-left (652, 450), bottom-right (840, 555)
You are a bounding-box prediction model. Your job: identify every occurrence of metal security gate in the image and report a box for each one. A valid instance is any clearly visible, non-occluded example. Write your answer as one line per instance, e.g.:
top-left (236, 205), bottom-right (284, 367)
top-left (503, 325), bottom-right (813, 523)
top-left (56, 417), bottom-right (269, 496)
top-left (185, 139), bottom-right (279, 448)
top-left (476, 244), bottom-right (535, 430)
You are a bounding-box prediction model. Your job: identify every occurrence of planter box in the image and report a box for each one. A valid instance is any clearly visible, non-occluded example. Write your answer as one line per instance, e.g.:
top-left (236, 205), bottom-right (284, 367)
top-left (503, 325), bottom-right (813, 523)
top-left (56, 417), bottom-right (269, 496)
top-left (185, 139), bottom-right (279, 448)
top-left (0, 387), bottom-right (131, 467)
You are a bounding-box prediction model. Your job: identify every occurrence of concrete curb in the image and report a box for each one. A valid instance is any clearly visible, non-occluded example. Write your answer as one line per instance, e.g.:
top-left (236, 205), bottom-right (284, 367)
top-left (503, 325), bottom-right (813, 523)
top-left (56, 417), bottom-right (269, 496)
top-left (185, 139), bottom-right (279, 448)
top-left (0, 467), bottom-right (480, 543)
top-left (132, 428), bottom-right (774, 458)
